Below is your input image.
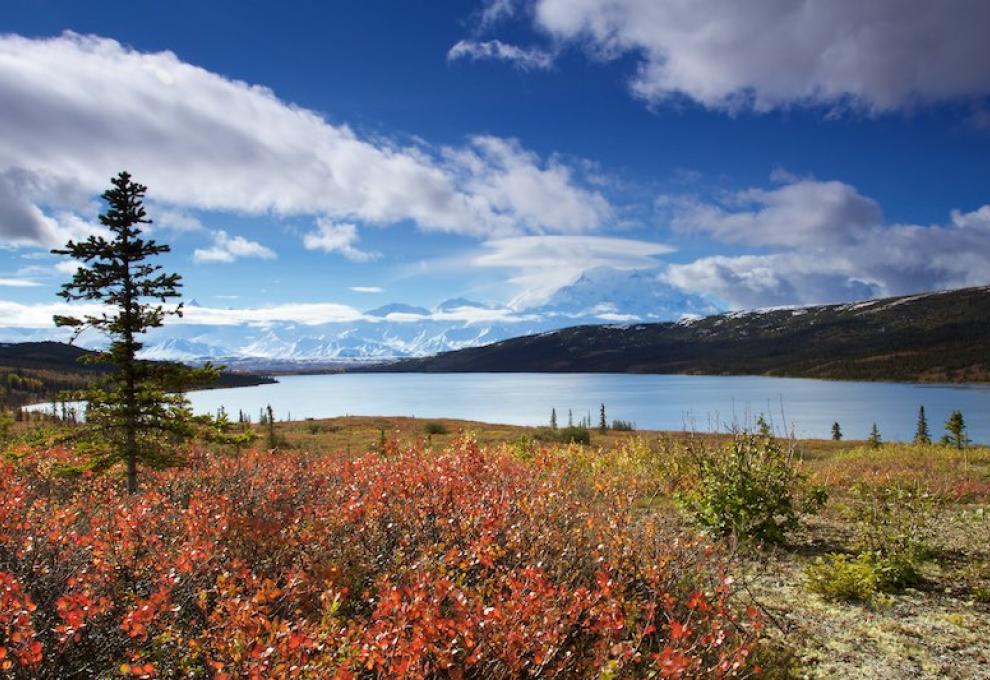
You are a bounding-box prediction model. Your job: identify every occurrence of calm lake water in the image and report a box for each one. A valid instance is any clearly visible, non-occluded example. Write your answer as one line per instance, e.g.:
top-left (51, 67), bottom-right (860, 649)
top-left (186, 373), bottom-right (990, 444)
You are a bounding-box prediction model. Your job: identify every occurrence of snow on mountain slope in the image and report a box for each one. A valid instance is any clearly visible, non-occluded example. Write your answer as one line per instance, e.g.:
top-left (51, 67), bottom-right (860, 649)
top-left (0, 268), bottom-right (724, 363)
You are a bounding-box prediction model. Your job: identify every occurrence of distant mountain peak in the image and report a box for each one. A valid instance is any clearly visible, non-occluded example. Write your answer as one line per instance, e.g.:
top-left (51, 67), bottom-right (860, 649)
top-left (533, 266), bottom-right (722, 320)
top-left (364, 303), bottom-right (430, 317)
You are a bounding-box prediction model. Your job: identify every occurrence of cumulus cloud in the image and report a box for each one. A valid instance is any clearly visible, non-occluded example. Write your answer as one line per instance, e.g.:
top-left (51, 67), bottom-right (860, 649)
top-left (448, 39), bottom-right (554, 70)
top-left (474, 234), bottom-right (674, 307)
top-left (193, 230), bottom-right (276, 263)
top-left (302, 219), bottom-right (380, 262)
top-left (350, 286), bottom-right (384, 293)
top-left (663, 179), bottom-right (990, 307)
top-left (0, 32), bottom-right (611, 249)
top-left (154, 208), bottom-right (203, 232)
top-left (0, 169), bottom-right (102, 247)
top-left (446, 136), bottom-right (611, 233)
top-left (530, 0), bottom-right (990, 112)
top-left (665, 179), bottom-right (883, 247)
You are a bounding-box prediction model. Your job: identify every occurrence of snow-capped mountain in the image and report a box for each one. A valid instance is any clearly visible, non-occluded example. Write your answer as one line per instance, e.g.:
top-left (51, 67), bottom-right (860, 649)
top-left (532, 268), bottom-right (721, 321)
top-left (0, 268), bottom-right (722, 365)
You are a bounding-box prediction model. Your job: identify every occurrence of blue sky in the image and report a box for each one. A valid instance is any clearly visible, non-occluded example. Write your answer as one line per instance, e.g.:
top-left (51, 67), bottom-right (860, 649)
top-left (1, 0), bottom-right (989, 328)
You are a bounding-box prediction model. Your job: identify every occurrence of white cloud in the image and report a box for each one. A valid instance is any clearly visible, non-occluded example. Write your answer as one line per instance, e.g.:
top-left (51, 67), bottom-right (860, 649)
top-left (447, 136), bottom-right (612, 234)
top-left (662, 179), bottom-right (990, 307)
top-left (0, 32), bottom-right (611, 248)
top-left (0, 278), bottom-right (41, 287)
top-left (0, 298), bottom-right (533, 329)
top-left (193, 230), bottom-right (276, 264)
top-left (448, 39), bottom-right (554, 70)
top-left (531, 0), bottom-right (990, 112)
top-left (350, 286), bottom-right (384, 293)
top-left (478, 0), bottom-right (521, 27)
top-left (54, 260), bottom-right (81, 275)
top-left (474, 234), bottom-right (674, 307)
top-left (302, 219), bottom-right (380, 262)
top-left (154, 208), bottom-right (203, 232)
top-left (666, 179), bottom-right (883, 247)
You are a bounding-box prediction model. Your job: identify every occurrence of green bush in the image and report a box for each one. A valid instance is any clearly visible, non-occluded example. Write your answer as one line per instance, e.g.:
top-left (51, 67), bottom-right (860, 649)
top-left (423, 421), bottom-right (448, 435)
top-left (805, 549), bottom-right (925, 604)
top-left (676, 433), bottom-right (823, 543)
top-left (841, 482), bottom-right (936, 591)
top-left (533, 425), bottom-right (591, 445)
top-left (610, 419), bottom-right (635, 431)
top-left (805, 553), bottom-right (880, 603)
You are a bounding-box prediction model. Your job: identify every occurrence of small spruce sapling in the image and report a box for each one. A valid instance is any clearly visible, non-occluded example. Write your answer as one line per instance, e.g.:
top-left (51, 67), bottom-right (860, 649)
top-left (831, 422), bottom-right (842, 441)
top-left (867, 423), bottom-right (882, 449)
top-left (941, 410), bottom-right (969, 449)
top-left (913, 405), bottom-right (931, 445)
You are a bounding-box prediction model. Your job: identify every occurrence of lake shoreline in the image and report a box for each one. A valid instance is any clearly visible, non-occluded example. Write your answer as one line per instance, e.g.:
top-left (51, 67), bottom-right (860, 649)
top-left (180, 372), bottom-right (990, 444)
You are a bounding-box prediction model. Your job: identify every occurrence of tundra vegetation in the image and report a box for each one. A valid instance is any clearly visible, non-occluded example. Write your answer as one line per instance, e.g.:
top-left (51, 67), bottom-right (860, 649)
top-left (0, 413), bottom-right (988, 678)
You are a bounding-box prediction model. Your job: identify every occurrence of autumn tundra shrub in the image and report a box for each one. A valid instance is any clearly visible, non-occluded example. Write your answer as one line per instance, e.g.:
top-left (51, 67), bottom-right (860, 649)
top-left (676, 433), bottom-right (825, 543)
top-left (0, 438), bottom-right (761, 678)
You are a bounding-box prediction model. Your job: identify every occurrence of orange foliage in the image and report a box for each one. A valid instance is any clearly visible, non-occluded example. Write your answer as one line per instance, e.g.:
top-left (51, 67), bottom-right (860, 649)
top-left (0, 439), bottom-right (760, 678)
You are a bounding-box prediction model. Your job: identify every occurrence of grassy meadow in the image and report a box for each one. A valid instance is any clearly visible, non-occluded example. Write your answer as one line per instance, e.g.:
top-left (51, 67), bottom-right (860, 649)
top-left (1, 415), bottom-right (988, 678)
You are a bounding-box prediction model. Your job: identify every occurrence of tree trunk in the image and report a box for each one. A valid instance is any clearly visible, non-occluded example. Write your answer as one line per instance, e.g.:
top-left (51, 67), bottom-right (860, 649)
top-left (126, 438), bottom-right (137, 494)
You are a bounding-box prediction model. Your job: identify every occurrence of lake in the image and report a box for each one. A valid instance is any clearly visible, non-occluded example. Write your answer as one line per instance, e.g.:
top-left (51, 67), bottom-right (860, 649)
top-left (186, 373), bottom-right (990, 443)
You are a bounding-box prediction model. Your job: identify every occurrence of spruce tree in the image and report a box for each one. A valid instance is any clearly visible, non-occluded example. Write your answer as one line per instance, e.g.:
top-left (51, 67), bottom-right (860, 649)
top-left (831, 422), bottom-right (842, 441)
top-left (53, 172), bottom-right (217, 493)
top-left (266, 404), bottom-right (277, 449)
top-left (942, 410), bottom-right (969, 449)
top-left (598, 403), bottom-right (607, 434)
top-left (867, 423), bottom-right (882, 449)
top-left (913, 405), bottom-right (931, 445)
top-left (550, 408), bottom-right (558, 430)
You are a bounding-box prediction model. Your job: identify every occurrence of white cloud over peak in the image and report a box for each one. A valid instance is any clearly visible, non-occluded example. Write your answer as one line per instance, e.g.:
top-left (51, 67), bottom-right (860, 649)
top-left (302, 219), bottom-right (380, 262)
top-left (448, 39), bottom-right (554, 70)
top-left (0, 32), bottom-right (611, 248)
top-left (530, 0), bottom-right (990, 112)
top-left (474, 234), bottom-right (674, 308)
top-left (193, 230), bottom-right (276, 264)
top-left (350, 286), bottom-right (384, 293)
top-left (663, 178), bottom-right (990, 308)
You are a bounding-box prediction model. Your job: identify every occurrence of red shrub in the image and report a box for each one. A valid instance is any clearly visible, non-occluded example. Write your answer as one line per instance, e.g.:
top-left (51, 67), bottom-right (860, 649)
top-left (0, 439), bottom-right (761, 678)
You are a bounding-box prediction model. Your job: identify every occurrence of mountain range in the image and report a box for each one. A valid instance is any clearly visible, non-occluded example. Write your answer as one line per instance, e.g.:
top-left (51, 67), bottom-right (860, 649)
top-left (0, 268), bottom-right (720, 368)
top-left (367, 286), bottom-right (990, 384)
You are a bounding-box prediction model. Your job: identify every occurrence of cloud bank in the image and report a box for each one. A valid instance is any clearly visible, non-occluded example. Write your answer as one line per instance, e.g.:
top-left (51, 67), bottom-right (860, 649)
top-left (0, 32), bottom-right (611, 250)
top-left (529, 0), bottom-right (990, 112)
top-left (662, 179), bottom-right (990, 307)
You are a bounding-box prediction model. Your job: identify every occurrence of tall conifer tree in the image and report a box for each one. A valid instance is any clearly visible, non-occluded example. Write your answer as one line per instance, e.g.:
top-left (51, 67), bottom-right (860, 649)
top-left (53, 172), bottom-right (218, 493)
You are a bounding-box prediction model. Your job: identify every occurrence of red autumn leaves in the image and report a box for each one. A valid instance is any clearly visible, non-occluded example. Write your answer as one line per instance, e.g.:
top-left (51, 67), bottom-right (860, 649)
top-left (0, 439), bottom-right (760, 678)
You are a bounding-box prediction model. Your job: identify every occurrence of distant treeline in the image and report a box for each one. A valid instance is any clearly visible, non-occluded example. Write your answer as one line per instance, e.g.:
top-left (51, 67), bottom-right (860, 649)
top-left (0, 342), bottom-right (276, 409)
